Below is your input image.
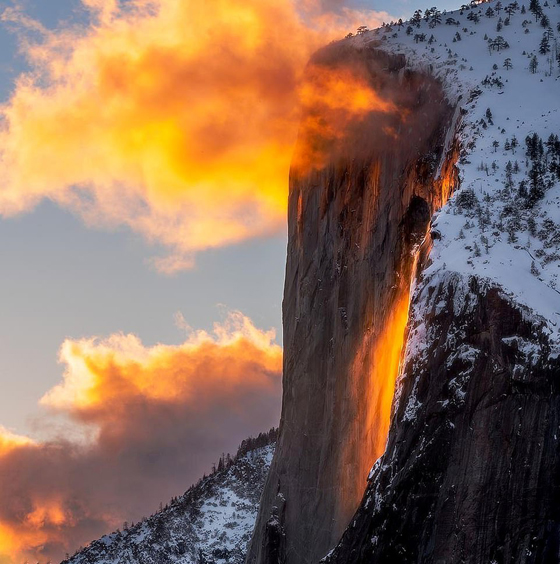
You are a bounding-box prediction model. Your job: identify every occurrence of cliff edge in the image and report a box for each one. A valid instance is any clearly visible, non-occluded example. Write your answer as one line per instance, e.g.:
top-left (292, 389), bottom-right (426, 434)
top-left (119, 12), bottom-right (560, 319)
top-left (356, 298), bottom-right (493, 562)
top-left (247, 42), bottom-right (460, 564)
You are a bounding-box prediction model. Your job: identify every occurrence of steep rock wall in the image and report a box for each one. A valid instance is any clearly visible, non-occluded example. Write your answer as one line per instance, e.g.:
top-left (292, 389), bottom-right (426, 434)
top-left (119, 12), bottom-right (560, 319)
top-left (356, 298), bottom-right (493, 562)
top-left (247, 43), bottom-right (460, 564)
top-left (326, 271), bottom-right (560, 564)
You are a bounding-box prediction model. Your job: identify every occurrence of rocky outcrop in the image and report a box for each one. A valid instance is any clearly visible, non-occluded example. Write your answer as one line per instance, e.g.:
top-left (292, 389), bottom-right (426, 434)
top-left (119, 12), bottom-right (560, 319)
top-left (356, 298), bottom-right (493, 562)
top-left (326, 271), bottom-right (560, 564)
top-left (247, 43), bottom-right (460, 564)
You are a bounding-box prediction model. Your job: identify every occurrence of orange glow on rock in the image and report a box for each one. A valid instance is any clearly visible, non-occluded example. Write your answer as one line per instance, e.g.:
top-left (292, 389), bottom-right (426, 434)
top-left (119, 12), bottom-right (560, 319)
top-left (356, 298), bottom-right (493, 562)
top-left (366, 293), bottom-right (413, 459)
top-left (358, 150), bottom-right (459, 478)
top-left (345, 280), bottom-right (418, 515)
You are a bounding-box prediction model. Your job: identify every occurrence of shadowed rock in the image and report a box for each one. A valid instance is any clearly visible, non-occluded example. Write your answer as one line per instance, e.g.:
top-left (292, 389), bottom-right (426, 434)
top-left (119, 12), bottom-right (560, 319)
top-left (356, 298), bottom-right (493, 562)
top-left (326, 272), bottom-right (560, 564)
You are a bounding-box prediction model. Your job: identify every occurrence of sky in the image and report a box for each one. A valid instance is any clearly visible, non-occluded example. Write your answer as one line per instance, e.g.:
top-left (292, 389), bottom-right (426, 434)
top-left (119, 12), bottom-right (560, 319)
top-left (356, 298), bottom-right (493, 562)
top-left (0, 0), bottom-right (461, 560)
top-left (0, 0), bottom-right (288, 437)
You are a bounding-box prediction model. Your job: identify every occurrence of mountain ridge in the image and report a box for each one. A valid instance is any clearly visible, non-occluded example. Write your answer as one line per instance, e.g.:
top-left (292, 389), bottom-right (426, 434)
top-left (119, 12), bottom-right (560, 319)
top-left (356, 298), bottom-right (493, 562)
top-left (63, 430), bottom-right (277, 564)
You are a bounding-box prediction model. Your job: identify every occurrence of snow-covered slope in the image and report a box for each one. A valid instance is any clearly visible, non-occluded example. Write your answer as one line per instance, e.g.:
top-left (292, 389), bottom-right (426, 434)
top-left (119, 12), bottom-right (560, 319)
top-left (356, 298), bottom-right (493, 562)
top-left (357, 0), bottom-right (560, 343)
top-left (63, 431), bottom-right (276, 564)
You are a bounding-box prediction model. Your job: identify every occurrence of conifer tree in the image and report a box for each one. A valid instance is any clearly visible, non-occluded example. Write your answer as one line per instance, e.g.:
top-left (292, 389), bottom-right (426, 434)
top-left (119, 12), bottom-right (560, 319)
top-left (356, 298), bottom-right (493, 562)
top-left (529, 55), bottom-right (539, 73)
top-left (539, 33), bottom-right (550, 53)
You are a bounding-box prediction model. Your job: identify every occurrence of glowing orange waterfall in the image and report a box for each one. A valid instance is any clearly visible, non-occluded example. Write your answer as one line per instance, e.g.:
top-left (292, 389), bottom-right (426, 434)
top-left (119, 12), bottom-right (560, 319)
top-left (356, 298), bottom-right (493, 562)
top-left (361, 165), bottom-right (458, 472)
top-left (367, 293), bottom-right (414, 459)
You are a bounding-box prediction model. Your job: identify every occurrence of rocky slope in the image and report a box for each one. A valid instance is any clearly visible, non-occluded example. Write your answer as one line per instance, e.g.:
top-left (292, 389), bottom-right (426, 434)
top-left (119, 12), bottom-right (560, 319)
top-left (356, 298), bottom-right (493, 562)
top-left (326, 271), bottom-right (560, 563)
top-left (63, 431), bottom-right (276, 564)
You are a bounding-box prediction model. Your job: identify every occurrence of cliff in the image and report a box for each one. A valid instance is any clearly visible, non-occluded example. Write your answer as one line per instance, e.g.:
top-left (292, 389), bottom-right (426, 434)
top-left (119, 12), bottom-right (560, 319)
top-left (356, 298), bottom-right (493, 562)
top-left (251, 1), bottom-right (560, 563)
top-left (247, 43), bottom-right (461, 564)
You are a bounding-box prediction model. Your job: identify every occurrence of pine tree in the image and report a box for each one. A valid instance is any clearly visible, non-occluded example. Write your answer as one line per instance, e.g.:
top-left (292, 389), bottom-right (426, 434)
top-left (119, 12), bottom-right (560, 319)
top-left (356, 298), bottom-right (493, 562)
top-left (411, 9), bottom-right (423, 25)
top-left (539, 33), bottom-right (550, 53)
top-left (490, 35), bottom-right (510, 50)
top-left (505, 2), bottom-right (518, 15)
top-left (431, 9), bottom-right (442, 26)
top-left (529, 55), bottom-right (539, 73)
top-left (529, 0), bottom-right (543, 19)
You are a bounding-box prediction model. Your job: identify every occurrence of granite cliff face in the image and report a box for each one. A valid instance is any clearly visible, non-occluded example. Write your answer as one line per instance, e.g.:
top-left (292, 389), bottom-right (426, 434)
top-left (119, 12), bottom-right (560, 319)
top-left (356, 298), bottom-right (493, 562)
top-left (247, 43), bottom-right (461, 564)
top-left (249, 2), bottom-right (560, 559)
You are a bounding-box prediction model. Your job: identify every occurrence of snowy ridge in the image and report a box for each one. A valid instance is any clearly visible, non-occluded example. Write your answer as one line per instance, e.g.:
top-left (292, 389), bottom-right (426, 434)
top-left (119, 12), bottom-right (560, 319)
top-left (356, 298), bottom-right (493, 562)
top-left (353, 0), bottom-right (560, 342)
top-left (64, 432), bottom-right (276, 564)
top-left (340, 5), bottom-right (560, 546)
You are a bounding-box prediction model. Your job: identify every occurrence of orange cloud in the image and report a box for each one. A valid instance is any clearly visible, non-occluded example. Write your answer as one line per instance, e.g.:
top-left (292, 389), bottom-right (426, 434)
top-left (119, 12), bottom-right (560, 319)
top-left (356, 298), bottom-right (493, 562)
top-left (0, 0), bottom-right (390, 272)
top-left (0, 426), bottom-right (35, 455)
top-left (0, 311), bottom-right (282, 563)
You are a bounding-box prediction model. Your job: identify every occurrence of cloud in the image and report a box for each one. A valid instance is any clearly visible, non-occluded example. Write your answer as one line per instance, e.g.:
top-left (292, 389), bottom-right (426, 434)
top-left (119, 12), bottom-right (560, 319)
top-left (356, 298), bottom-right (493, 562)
top-left (0, 310), bottom-right (282, 563)
top-left (0, 0), bottom-right (391, 272)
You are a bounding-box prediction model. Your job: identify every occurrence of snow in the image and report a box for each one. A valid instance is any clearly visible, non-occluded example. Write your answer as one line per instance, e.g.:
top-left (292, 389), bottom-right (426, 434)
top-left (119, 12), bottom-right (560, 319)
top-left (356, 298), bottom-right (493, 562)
top-left (352, 0), bottom-right (560, 343)
top-left (64, 443), bottom-right (275, 564)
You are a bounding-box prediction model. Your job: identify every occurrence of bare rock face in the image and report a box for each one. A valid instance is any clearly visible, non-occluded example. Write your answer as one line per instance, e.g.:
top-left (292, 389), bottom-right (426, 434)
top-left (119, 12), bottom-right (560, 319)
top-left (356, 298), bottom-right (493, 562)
top-left (325, 271), bottom-right (560, 564)
top-left (247, 43), bottom-right (460, 564)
